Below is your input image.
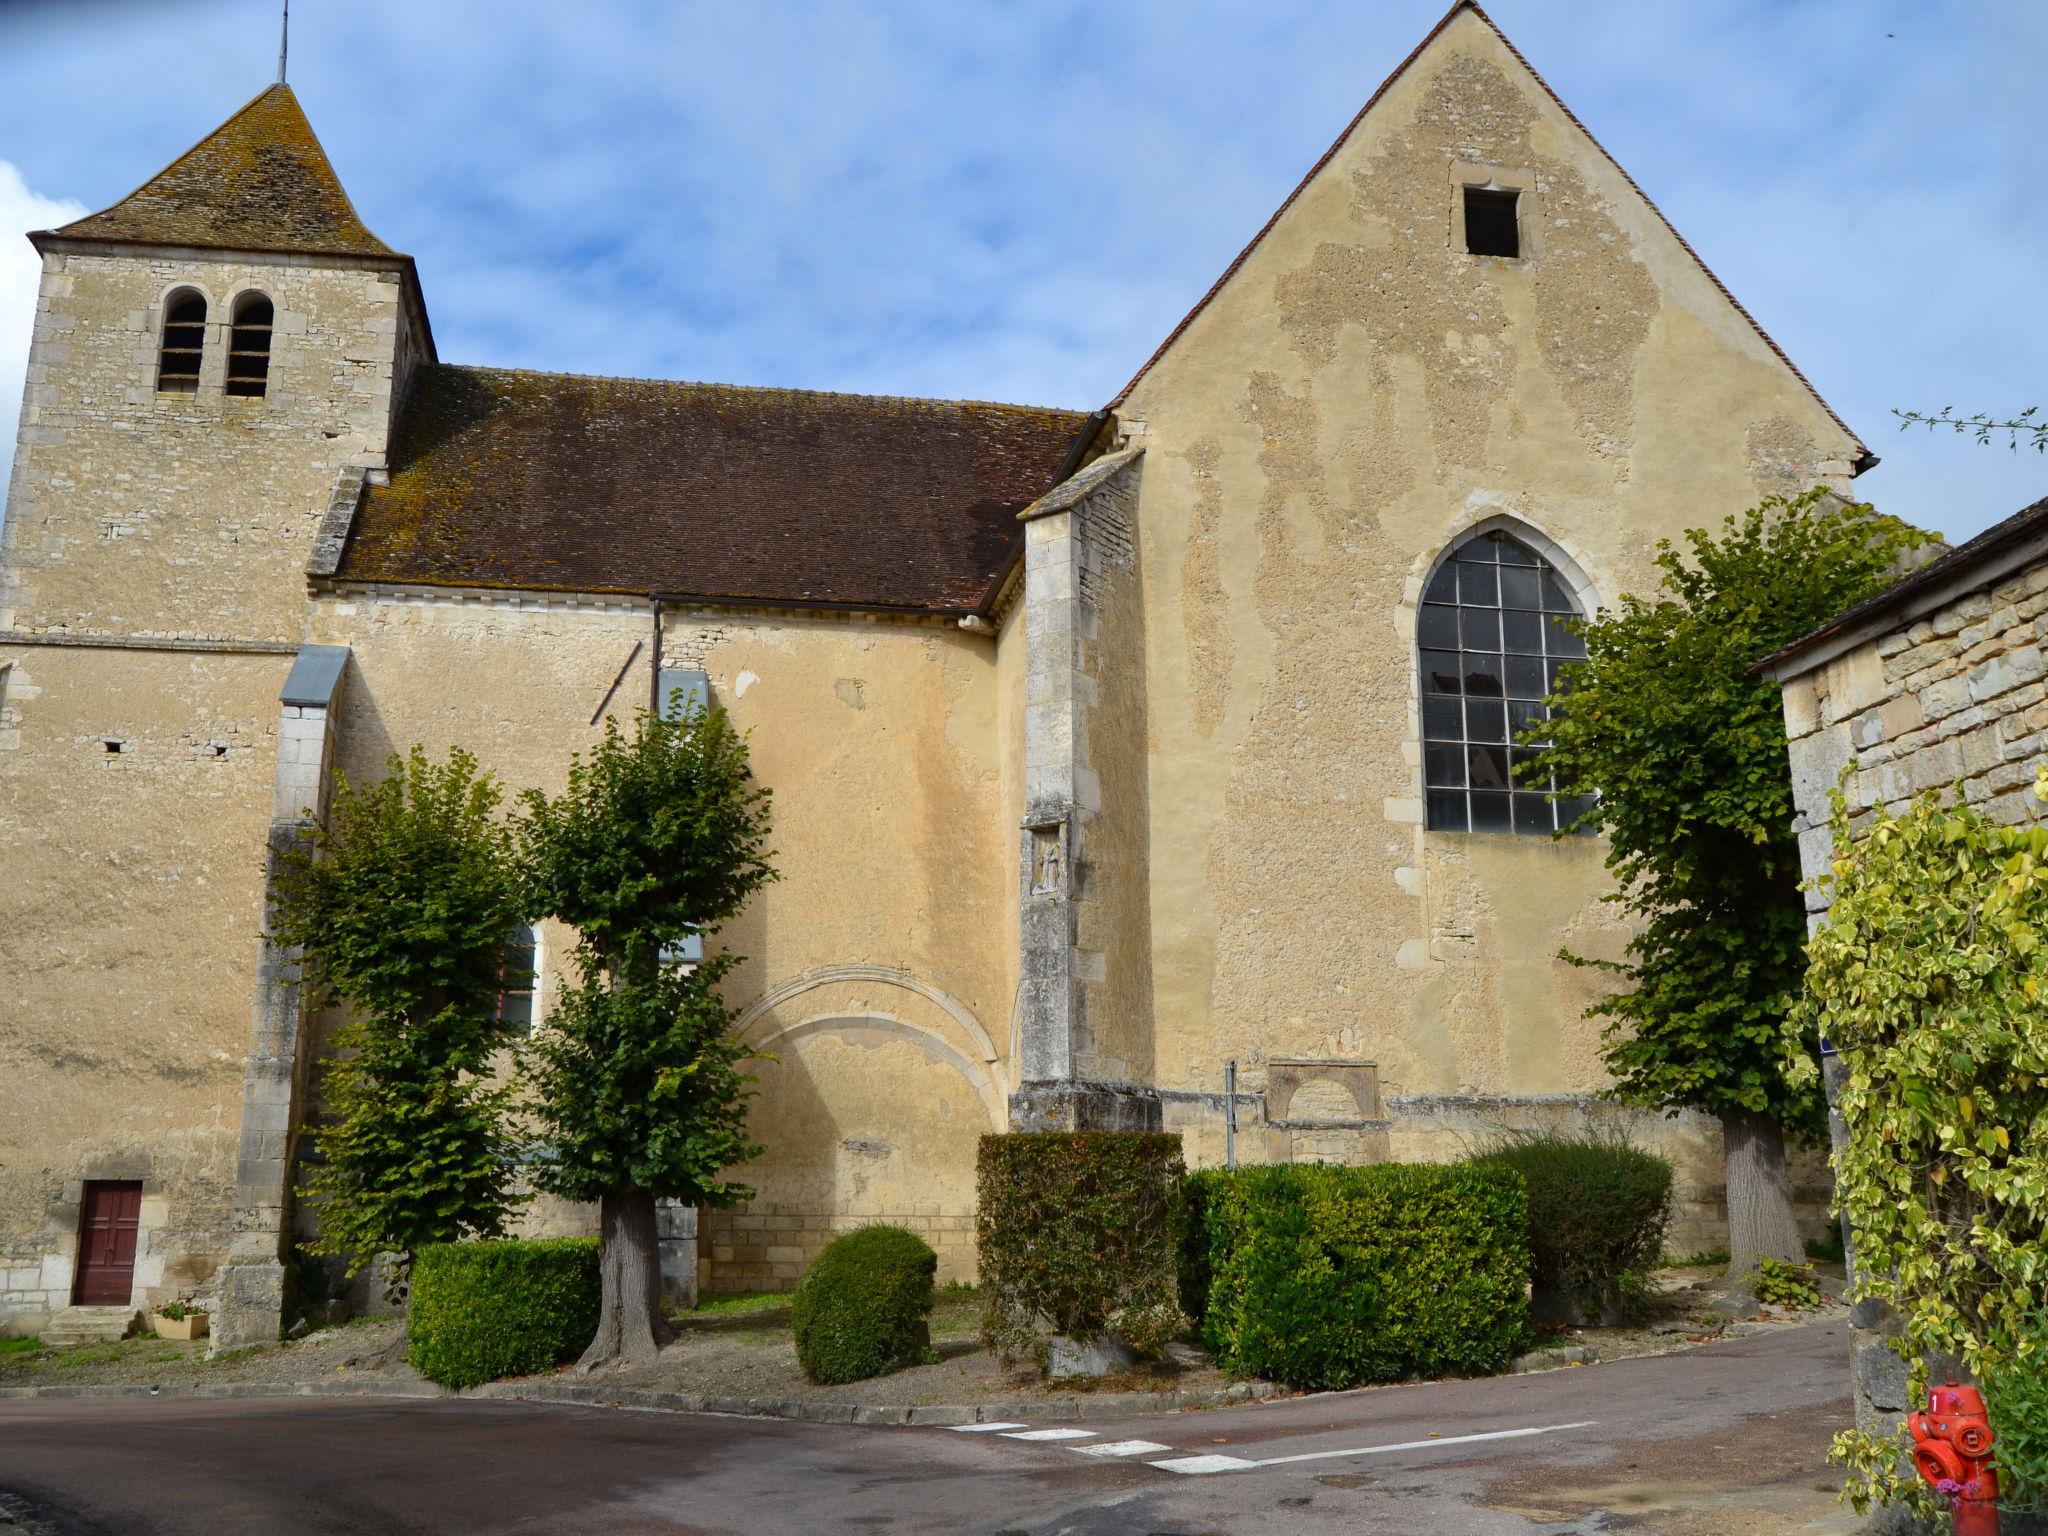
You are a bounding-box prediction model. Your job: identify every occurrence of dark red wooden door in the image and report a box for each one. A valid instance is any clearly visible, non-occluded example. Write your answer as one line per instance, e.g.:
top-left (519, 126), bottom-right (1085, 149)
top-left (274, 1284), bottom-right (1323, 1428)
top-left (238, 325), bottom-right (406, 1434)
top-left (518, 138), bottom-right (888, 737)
top-left (74, 1181), bottom-right (141, 1305)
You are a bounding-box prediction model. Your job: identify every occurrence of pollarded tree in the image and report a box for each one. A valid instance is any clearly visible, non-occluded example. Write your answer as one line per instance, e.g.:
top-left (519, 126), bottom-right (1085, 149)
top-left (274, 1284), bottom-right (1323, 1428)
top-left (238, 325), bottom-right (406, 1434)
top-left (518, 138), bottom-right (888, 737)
top-left (1528, 490), bottom-right (1925, 1281)
top-left (273, 746), bottom-right (529, 1274)
top-left (520, 699), bottom-right (776, 1370)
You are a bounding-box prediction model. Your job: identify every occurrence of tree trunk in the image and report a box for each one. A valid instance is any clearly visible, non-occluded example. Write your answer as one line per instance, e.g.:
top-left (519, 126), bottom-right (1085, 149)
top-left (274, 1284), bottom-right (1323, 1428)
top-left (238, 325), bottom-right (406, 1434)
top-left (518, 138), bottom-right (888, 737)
top-left (1721, 1109), bottom-right (1804, 1284)
top-left (576, 1188), bottom-right (674, 1372)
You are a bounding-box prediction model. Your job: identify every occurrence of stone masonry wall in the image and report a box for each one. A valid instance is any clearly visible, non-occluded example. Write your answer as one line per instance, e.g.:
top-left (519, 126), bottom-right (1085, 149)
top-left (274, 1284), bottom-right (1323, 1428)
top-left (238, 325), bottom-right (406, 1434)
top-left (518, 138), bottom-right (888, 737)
top-left (1779, 554), bottom-right (2048, 1438)
top-left (1782, 564), bottom-right (2048, 884)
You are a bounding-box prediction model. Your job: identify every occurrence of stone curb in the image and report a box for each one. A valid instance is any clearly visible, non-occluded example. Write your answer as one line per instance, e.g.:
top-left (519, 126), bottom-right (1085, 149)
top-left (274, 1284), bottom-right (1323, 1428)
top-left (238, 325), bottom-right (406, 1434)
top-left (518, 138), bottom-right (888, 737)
top-left (0, 1376), bottom-right (1283, 1422)
top-left (461, 1377), bottom-right (1284, 1423)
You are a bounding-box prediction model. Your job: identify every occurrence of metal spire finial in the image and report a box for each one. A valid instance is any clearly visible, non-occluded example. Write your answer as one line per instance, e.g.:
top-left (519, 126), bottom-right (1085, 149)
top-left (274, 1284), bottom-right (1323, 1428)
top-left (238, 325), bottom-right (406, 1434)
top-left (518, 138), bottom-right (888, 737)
top-left (277, 0), bottom-right (289, 85)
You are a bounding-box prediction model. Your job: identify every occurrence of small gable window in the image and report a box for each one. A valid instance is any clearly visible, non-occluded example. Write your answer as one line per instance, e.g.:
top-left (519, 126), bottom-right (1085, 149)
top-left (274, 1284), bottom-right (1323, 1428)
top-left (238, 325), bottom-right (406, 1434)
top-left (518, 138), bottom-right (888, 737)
top-left (1464, 186), bottom-right (1520, 259)
top-left (1418, 528), bottom-right (1594, 835)
top-left (156, 291), bottom-right (206, 392)
top-left (497, 924), bottom-right (539, 1035)
top-left (225, 293), bottom-right (274, 397)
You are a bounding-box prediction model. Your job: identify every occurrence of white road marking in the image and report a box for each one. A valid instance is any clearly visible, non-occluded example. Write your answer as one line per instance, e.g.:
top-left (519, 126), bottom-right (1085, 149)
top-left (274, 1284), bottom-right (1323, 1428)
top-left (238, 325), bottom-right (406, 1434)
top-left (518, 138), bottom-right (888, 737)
top-left (1002, 1427), bottom-right (1099, 1441)
top-left (1150, 1454), bottom-right (1261, 1474)
top-left (948, 1422), bottom-right (1029, 1433)
top-left (1072, 1439), bottom-right (1174, 1458)
top-left (1151, 1420), bottom-right (1599, 1475)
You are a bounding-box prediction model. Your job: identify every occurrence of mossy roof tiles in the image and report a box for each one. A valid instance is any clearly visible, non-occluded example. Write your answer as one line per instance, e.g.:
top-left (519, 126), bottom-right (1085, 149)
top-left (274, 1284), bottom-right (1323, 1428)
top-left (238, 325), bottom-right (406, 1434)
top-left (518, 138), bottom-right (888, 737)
top-left (336, 365), bottom-right (1089, 611)
top-left (53, 84), bottom-right (396, 258)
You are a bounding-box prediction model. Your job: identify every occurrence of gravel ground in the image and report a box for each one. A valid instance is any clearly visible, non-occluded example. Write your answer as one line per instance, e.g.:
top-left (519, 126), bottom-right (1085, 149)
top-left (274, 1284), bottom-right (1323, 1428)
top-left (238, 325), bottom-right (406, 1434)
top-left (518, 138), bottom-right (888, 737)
top-left (0, 1262), bottom-right (1846, 1404)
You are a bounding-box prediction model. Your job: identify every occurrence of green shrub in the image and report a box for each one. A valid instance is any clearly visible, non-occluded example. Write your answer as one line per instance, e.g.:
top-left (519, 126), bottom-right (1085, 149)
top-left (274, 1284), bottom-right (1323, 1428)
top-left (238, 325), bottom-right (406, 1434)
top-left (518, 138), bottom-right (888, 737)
top-left (1179, 1167), bottom-right (1224, 1325)
top-left (977, 1132), bottom-right (1187, 1367)
top-left (1990, 1318), bottom-right (2048, 1516)
top-left (1199, 1162), bottom-right (1529, 1389)
top-left (790, 1226), bottom-right (937, 1385)
top-left (1753, 1257), bottom-right (1821, 1310)
top-left (1469, 1127), bottom-right (1672, 1326)
top-left (408, 1238), bottom-right (600, 1389)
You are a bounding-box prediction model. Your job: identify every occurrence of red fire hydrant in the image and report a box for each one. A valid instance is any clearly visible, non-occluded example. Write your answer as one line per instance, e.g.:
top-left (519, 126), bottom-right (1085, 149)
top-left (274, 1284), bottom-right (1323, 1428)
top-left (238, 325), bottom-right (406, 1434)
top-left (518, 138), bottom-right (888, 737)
top-left (1909, 1383), bottom-right (2000, 1536)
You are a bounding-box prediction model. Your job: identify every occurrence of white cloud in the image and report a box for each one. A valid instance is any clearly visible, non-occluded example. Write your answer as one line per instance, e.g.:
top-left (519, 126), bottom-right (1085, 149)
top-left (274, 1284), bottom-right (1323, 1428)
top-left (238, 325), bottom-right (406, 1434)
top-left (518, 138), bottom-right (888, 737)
top-left (0, 159), bottom-right (84, 540)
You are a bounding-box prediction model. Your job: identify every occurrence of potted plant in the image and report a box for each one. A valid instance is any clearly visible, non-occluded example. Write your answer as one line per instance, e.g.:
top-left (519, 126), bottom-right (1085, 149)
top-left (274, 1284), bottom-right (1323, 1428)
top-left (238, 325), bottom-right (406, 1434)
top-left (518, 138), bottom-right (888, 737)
top-left (151, 1297), bottom-right (208, 1341)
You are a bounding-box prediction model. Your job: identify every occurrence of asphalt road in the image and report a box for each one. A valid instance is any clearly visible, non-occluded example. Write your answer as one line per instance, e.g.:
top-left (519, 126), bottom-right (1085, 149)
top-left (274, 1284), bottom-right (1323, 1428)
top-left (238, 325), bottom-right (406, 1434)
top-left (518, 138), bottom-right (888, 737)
top-left (0, 1320), bottom-right (1860, 1536)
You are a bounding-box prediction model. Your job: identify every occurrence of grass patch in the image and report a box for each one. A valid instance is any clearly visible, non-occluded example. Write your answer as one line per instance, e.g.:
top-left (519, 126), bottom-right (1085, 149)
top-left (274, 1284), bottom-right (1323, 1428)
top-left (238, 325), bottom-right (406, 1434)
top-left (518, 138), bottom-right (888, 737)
top-left (0, 1337), bottom-right (43, 1357)
top-left (1667, 1248), bottom-right (1730, 1269)
top-left (18, 1338), bottom-right (191, 1372)
top-left (691, 1290), bottom-right (795, 1317)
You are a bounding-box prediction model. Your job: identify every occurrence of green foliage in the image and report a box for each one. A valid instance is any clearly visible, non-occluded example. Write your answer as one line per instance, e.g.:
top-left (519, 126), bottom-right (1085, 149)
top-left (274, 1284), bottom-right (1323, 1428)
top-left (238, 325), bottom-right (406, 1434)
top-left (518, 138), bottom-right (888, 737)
top-left (1194, 1163), bottom-right (1530, 1389)
top-left (789, 1226), bottom-right (938, 1385)
top-left (1532, 492), bottom-right (1923, 1135)
top-left (1894, 404), bottom-right (2046, 455)
top-left (408, 1238), bottom-right (601, 1389)
top-left (1803, 1232), bottom-right (1845, 1264)
top-left (520, 703), bottom-right (775, 1211)
top-left (521, 703), bottom-right (776, 977)
top-left (977, 1133), bottom-right (1187, 1366)
top-left (1179, 1167), bottom-right (1224, 1325)
top-left (1789, 782), bottom-right (2048, 1513)
top-left (1752, 1258), bottom-right (1821, 1309)
top-left (1469, 1127), bottom-right (1672, 1324)
top-left (154, 1298), bottom-right (201, 1321)
top-left (1990, 1318), bottom-right (2048, 1515)
top-left (273, 746), bottom-right (529, 1271)
top-left (522, 960), bottom-right (761, 1207)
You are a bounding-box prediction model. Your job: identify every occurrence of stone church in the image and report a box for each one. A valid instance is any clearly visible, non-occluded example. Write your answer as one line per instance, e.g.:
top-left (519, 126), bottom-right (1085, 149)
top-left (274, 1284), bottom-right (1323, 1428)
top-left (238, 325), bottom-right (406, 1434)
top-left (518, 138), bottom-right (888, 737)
top-left (0, 1), bottom-right (1869, 1343)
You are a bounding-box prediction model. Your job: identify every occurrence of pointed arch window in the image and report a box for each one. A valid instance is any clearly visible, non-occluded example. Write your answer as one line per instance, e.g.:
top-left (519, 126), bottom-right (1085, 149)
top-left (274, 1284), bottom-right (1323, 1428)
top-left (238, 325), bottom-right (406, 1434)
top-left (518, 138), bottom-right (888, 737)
top-left (156, 290), bottom-right (206, 392)
top-left (225, 292), bottom-right (273, 397)
top-left (1418, 528), bottom-right (1595, 835)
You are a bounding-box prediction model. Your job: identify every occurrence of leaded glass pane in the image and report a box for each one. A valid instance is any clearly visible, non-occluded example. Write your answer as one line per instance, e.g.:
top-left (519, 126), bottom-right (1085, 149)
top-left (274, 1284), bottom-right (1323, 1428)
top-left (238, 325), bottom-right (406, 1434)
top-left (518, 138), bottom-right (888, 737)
top-left (1419, 529), bottom-right (1595, 836)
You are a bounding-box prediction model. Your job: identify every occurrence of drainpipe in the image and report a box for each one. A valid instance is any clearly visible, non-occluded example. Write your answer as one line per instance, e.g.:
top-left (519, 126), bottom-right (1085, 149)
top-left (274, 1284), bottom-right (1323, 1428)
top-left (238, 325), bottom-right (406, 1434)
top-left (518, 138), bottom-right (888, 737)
top-left (649, 596), bottom-right (663, 714)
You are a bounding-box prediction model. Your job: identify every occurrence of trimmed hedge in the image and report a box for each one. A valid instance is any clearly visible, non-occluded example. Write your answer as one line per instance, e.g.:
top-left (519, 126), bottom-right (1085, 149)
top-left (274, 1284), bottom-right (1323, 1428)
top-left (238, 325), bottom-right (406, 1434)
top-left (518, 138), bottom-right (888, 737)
top-left (408, 1237), bottom-right (600, 1389)
top-left (790, 1225), bottom-right (938, 1385)
top-left (1469, 1128), bottom-right (1672, 1326)
top-left (1195, 1163), bottom-right (1529, 1389)
top-left (977, 1132), bottom-right (1186, 1366)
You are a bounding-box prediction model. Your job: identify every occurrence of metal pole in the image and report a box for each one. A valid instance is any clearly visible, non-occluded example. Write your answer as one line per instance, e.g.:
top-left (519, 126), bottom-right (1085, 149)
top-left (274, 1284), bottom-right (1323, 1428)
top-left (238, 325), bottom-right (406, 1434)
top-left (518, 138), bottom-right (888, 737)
top-left (1225, 1059), bottom-right (1237, 1170)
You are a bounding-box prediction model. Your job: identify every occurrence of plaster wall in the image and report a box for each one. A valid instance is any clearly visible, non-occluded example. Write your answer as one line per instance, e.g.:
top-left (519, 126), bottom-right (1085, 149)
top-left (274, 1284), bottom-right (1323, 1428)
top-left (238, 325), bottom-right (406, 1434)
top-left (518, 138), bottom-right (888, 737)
top-left (0, 644), bottom-right (285, 1330)
top-left (3, 248), bottom-right (414, 642)
top-left (1119, 9), bottom-right (1858, 1242)
top-left (305, 590), bottom-right (1015, 1288)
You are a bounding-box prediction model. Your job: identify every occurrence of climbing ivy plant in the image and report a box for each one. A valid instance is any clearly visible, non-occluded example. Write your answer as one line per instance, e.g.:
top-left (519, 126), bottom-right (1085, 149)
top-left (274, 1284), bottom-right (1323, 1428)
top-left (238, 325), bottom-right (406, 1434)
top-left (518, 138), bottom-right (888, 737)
top-left (1790, 776), bottom-right (2048, 1515)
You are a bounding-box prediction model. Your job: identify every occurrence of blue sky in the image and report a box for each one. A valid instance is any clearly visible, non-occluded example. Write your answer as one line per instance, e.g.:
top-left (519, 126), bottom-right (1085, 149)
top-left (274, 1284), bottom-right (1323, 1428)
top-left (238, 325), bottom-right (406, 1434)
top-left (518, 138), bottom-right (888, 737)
top-left (1, 0), bottom-right (2042, 544)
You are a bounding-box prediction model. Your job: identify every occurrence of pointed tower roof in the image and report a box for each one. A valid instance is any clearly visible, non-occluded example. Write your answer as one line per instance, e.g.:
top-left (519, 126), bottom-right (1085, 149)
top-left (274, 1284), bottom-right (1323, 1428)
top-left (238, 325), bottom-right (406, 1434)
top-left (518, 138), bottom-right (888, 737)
top-left (50, 84), bottom-right (397, 259)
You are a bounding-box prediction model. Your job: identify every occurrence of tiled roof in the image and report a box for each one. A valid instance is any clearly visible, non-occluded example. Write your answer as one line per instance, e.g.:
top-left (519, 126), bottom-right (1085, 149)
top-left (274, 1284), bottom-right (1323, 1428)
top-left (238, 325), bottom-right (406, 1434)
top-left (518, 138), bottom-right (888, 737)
top-left (51, 84), bottom-right (396, 258)
top-left (1756, 494), bottom-right (2048, 678)
top-left (334, 365), bottom-right (1090, 612)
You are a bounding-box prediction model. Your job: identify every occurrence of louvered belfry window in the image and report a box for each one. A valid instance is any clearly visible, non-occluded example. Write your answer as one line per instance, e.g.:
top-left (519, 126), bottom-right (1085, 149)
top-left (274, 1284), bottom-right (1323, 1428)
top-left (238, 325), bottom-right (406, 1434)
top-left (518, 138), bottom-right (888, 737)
top-left (1418, 529), bottom-right (1596, 835)
top-left (225, 293), bottom-right (274, 397)
top-left (156, 291), bottom-right (206, 392)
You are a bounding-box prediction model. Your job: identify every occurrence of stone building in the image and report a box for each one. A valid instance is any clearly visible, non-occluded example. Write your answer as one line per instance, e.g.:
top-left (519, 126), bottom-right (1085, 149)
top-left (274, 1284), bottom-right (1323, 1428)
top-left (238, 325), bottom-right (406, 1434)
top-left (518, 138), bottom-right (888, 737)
top-left (1760, 490), bottom-right (2048, 1435)
top-left (2, 1), bottom-right (1873, 1342)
